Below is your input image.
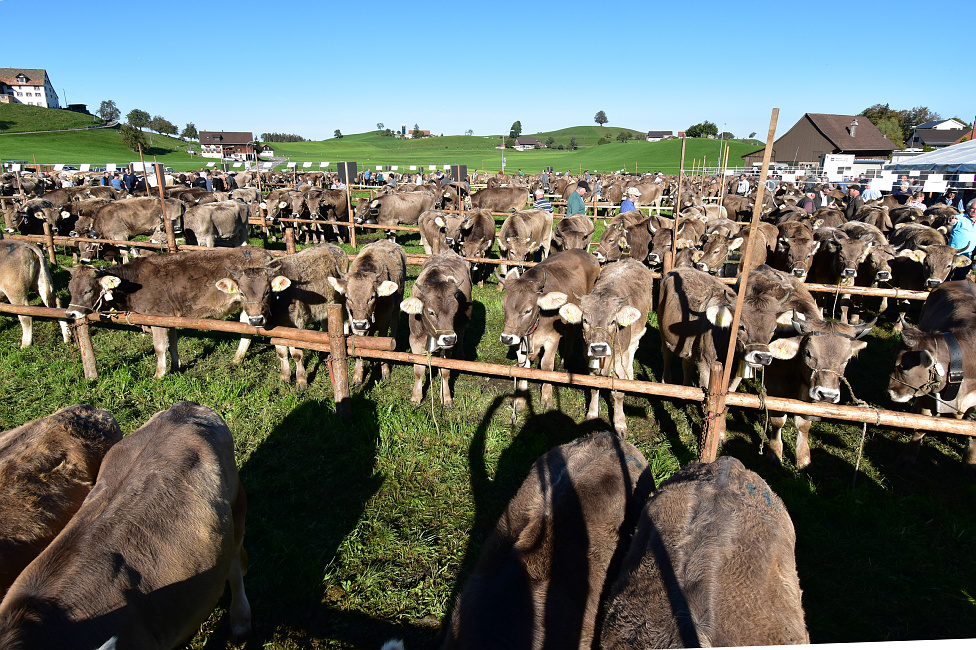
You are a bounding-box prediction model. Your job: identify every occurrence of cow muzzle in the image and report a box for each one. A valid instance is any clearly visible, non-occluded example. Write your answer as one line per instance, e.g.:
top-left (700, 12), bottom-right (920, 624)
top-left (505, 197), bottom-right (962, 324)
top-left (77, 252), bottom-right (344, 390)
top-left (352, 320), bottom-right (369, 334)
top-left (588, 342), bottom-right (611, 358)
top-left (810, 385), bottom-right (841, 403)
top-left (791, 268), bottom-right (806, 277)
top-left (925, 278), bottom-right (942, 288)
top-left (247, 314), bottom-right (266, 327)
top-left (745, 350), bottom-right (773, 367)
top-left (876, 270), bottom-right (891, 282)
top-left (842, 268), bottom-right (857, 278)
top-left (500, 333), bottom-right (520, 346)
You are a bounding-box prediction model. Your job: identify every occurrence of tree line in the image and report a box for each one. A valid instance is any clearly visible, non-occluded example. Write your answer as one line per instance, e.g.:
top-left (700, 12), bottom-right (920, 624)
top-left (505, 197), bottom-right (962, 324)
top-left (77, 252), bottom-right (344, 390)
top-left (260, 133), bottom-right (307, 143)
top-left (98, 99), bottom-right (199, 152)
top-left (858, 104), bottom-right (971, 148)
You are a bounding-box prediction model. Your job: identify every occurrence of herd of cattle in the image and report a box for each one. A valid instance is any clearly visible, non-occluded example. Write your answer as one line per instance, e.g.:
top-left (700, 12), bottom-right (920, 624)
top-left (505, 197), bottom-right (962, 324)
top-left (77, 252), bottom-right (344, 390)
top-left (0, 166), bottom-right (973, 645)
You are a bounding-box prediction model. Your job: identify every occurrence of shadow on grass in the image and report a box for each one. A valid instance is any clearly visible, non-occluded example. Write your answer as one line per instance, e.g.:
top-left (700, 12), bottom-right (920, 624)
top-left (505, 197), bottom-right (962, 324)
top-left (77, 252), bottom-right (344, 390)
top-left (234, 395), bottom-right (402, 648)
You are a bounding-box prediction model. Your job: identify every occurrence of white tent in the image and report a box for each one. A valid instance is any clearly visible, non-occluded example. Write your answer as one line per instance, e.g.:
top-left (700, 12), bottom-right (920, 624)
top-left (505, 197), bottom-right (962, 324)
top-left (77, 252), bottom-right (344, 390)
top-left (886, 140), bottom-right (976, 173)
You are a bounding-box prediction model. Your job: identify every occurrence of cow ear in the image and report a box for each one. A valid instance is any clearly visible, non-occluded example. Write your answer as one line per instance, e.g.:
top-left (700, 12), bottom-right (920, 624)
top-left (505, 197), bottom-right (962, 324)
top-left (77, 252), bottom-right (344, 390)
top-left (850, 339), bottom-right (869, 355)
top-left (99, 275), bottom-right (121, 291)
top-left (434, 216), bottom-right (446, 228)
top-left (400, 297), bottom-right (423, 314)
top-left (559, 303), bottom-right (582, 324)
top-left (705, 304), bottom-right (733, 328)
top-left (376, 280), bottom-right (399, 296)
top-left (538, 291), bottom-right (568, 310)
top-left (900, 326), bottom-right (922, 348)
top-left (953, 255), bottom-right (971, 268)
top-left (615, 306), bottom-right (642, 328)
top-left (327, 276), bottom-right (346, 294)
top-left (691, 249), bottom-right (704, 262)
top-left (775, 310), bottom-right (799, 326)
top-left (271, 275), bottom-right (291, 292)
top-left (769, 337), bottom-right (802, 360)
top-left (215, 278), bottom-right (238, 294)
top-left (728, 237), bottom-right (744, 251)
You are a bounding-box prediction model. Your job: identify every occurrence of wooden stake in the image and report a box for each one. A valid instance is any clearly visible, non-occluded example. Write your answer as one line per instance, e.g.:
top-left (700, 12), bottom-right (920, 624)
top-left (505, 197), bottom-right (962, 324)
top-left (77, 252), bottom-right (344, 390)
top-left (328, 303), bottom-right (351, 418)
top-left (74, 319), bottom-right (98, 380)
top-left (41, 222), bottom-right (56, 265)
top-left (700, 361), bottom-right (725, 462)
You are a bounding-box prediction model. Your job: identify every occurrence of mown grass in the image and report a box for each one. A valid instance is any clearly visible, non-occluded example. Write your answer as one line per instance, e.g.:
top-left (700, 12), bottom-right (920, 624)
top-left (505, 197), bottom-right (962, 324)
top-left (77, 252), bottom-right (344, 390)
top-left (1, 228), bottom-right (975, 648)
top-left (0, 103), bottom-right (105, 133)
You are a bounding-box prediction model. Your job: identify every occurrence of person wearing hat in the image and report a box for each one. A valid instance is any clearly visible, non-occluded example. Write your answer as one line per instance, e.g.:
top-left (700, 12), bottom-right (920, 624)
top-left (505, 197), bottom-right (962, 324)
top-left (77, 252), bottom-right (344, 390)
top-left (567, 180), bottom-right (589, 216)
top-left (620, 187), bottom-right (641, 213)
top-left (844, 183), bottom-right (864, 220)
top-left (735, 173), bottom-right (750, 196)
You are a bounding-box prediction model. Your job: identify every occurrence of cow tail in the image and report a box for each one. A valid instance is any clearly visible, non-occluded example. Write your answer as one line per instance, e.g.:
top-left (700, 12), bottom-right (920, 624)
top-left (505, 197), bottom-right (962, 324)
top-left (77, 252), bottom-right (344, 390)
top-left (27, 243), bottom-right (60, 310)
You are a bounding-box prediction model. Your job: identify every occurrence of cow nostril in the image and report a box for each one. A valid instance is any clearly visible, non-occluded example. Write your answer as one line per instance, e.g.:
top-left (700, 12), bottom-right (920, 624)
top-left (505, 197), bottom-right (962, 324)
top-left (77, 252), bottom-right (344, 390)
top-left (842, 269), bottom-right (856, 278)
top-left (792, 268), bottom-right (805, 277)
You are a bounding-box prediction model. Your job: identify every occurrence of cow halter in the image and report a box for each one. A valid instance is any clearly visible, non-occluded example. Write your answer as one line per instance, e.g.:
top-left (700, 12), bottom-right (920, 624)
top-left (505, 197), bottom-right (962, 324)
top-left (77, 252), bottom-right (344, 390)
top-left (890, 332), bottom-right (965, 413)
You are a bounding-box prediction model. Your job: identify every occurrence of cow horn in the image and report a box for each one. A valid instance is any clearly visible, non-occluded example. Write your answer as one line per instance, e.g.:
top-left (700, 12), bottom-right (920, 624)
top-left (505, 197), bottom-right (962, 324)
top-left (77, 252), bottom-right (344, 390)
top-left (853, 319), bottom-right (877, 339)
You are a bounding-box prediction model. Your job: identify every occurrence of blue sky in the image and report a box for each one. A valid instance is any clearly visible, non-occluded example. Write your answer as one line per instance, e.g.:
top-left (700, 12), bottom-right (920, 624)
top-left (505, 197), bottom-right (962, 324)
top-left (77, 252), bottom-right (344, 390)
top-left (3, 0), bottom-right (972, 141)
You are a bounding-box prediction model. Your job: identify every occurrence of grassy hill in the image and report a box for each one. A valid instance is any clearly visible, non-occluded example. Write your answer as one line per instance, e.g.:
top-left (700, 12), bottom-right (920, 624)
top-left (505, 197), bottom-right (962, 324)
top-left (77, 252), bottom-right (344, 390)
top-left (0, 103), bottom-right (105, 133)
top-left (0, 117), bottom-right (761, 173)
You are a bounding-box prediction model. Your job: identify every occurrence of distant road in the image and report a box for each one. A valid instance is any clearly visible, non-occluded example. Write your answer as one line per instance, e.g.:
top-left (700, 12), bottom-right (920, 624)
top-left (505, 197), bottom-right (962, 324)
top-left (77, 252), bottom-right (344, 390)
top-left (0, 120), bottom-right (117, 136)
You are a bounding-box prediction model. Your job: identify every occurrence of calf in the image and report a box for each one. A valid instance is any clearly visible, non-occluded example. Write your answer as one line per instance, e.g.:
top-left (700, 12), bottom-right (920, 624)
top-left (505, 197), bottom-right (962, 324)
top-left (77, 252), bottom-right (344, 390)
top-left (497, 208), bottom-right (554, 277)
top-left (0, 405), bottom-right (122, 599)
top-left (499, 249), bottom-right (600, 411)
top-left (658, 265), bottom-right (820, 391)
top-left (764, 317), bottom-right (873, 467)
top-left (888, 281), bottom-right (976, 468)
top-left (600, 455), bottom-right (808, 648)
top-left (181, 199), bottom-right (250, 247)
top-left (71, 197), bottom-right (186, 262)
top-left (444, 432), bottom-right (654, 650)
top-left (551, 214), bottom-right (595, 251)
top-left (558, 259), bottom-right (654, 436)
top-left (229, 243), bottom-right (349, 389)
top-left (327, 239), bottom-right (406, 385)
top-left (0, 401), bottom-right (251, 648)
top-left (65, 246), bottom-right (275, 378)
top-left (1, 240), bottom-right (71, 347)
top-left (400, 250), bottom-right (472, 406)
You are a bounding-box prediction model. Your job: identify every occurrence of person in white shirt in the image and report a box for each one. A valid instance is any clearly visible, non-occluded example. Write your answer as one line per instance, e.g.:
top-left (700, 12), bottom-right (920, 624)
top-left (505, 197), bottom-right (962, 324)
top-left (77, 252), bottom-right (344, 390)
top-left (735, 174), bottom-right (750, 196)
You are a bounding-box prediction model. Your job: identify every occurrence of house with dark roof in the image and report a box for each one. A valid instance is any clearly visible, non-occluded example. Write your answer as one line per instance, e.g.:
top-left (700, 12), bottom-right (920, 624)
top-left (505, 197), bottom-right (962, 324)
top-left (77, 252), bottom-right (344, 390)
top-left (907, 128), bottom-right (968, 150)
top-left (916, 118), bottom-right (966, 130)
top-left (742, 113), bottom-right (898, 166)
top-left (645, 130), bottom-right (673, 142)
top-left (514, 137), bottom-right (542, 150)
top-left (0, 68), bottom-right (59, 108)
top-left (198, 131), bottom-right (256, 160)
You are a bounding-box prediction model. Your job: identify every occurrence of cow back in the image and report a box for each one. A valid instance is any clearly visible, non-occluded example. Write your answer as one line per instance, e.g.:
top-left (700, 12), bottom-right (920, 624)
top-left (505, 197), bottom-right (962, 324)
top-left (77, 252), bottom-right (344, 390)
top-left (445, 432), bottom-right (654, 650)
top-left (0, 405), bottom-right (122, 599)
top-left (0, 402), bottom-right (246, 649)
top-left (600, 456), bottom-right (808, 648)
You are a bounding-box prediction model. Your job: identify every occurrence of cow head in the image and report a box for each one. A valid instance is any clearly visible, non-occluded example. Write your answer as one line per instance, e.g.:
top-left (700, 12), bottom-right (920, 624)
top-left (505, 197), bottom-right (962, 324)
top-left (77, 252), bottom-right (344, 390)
top-left (695, 233), bottom-right (742, 275)
top-left (775, 233), bottom-right (820, 280)
top-left (821, 230), bottom-right (874, 280)
top-left (328, 272), bottom-right (398, 336)
top-left (770, 318), bottom-right (873, 403)
top-left (65, 266), bottom-right (122, 318)
top-left (215, 264), bottom-right (290, 327)
top-left (559, 295), bottom-right (644, 361)
top-left (888, 326), bottom-right (946, 404)
top-left (499, 270), bottom-right (568, 347)
top-left (898, 245), bottom-right (971, 288)
top-left (552, 216), bottom-right (595, 252)
top-left (594, 221), bottom-right (627, 263)
top-left (401, 269), bottom-right (465, 352)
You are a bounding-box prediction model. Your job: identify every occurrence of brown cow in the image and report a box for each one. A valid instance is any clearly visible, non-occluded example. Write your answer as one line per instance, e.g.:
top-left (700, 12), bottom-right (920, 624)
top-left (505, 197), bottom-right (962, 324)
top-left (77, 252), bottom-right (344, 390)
top-left (0, 401), bottom-right (251, 648)
top-left (551, 214), bottom-right (595, 252)
top-left (888, 281), bottom-right (976, 468)
top-left (765, 317), bottom-right (873, 467)
top-left (0, 405), bottom-right (122, 599)
top-left (327, 239), bottom-right (407, 385)
top-left (444, 431), bottom-right (654, 650)
top-left (600, 455), bottom-right (808, 648)
top-left (71, 197), bottom-right (186, 262)
top-left (65, 247), bottom-right (275, 378)
top-left (658, 265), bottom-right (820, 391)
top-left (0, 240), bottom-right (71, 347)
top-left (353, 191), bottom-right (437, 240)
top-left (499, 249), bottom-right (601, 411)
top-left (770, 220), bottom-right (819, 280)
top-left (400, 250), bottom-right (472, 406)
top-left (470, 186), bottom-right (529, 213)
top-left (497, 209), bottom-right (554, 276)
top-left (558, 259), bottom-right (655, 436)
top-left (181, 199), bottom-right (250, 247)
top-left (808, 227), bottom-right (876, 322)
top-left (229, 243), bottom-right (349, 389)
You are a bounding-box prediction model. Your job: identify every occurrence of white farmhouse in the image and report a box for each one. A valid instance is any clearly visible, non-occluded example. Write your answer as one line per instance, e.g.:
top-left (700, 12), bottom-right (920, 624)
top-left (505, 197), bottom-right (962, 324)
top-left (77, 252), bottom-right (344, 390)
top-left (0, 68), bottom-right (60, 108)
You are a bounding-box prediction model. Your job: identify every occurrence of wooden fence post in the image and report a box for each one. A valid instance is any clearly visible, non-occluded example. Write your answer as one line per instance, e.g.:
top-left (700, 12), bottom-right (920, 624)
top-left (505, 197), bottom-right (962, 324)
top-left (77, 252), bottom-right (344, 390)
top-left (699, 361), bottom-right (726, 462)
top-left (328, 303), bottom-right (351, 419)
top-left (285, 226), bottom-right (296, 255)
top-left (74, 320), bottom-right (98, 380)
top-left (42, 222), bottom-right (57, 265)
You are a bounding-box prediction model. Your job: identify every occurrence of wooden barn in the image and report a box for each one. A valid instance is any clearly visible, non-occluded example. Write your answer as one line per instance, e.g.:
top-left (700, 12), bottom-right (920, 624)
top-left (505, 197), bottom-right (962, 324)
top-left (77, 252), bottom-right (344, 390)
top-left (742, 113), bottom-right (898, 166)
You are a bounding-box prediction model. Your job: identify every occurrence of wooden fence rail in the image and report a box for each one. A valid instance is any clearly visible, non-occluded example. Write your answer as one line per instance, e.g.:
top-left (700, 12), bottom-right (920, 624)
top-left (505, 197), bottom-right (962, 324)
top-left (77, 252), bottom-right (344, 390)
top-left (0, 302), bottom-right (972, 442)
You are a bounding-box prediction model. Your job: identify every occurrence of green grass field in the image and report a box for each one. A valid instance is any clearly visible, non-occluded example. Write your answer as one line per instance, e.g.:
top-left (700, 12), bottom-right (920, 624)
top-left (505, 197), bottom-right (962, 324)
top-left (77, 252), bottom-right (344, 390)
top-left (1, 224), bottom-right (974, 648)
top-left (0, 103), bottom-right (105, 133)
top-left (0, 103), bottom-right (760, 175)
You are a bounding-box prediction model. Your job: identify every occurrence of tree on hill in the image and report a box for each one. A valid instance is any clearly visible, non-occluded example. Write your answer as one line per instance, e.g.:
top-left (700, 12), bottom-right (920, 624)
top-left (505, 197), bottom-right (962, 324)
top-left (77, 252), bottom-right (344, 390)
top-left (510, 121), bottom-right (522, 139)
top-left (595, 110), bottom-right (608, 126)
top-left (465, 129), bottom-right (473, 136)
top-left (570, 136), bottom-right (578, 149)
top-left (334, 129), bottom-right (342, 139)
top-left (686, 120), bottom-right (718, 138)
top-left (149, 115), bottom-right (177, 137)
top-left (97, 100), bottom-right (120, 122)
top-left (119, 124), bottom-right (147, 152)
top-left (616, 131), bottom-right (629, 143)
top-left (126, 109), bottom-right (150, 130)
top-left (718, 131), bottom-right (735, 140)
top-left (181, 123), bottom-right (198, 141)
top-left (875, 117), bottom-right (905, 148)
top-left (749, 131), bottom-right (757, 138)
top-left (545, 136), bottom-right (555, 147)
top-left (377, 122), bottom-right (384, 130)
top-left (412, 124), bottom-right (421, 138)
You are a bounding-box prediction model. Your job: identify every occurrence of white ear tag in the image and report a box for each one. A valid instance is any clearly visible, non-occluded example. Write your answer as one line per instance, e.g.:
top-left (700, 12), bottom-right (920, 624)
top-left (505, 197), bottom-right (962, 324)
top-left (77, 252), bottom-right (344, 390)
top-left (935, 362), bottom-right (946, 376)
